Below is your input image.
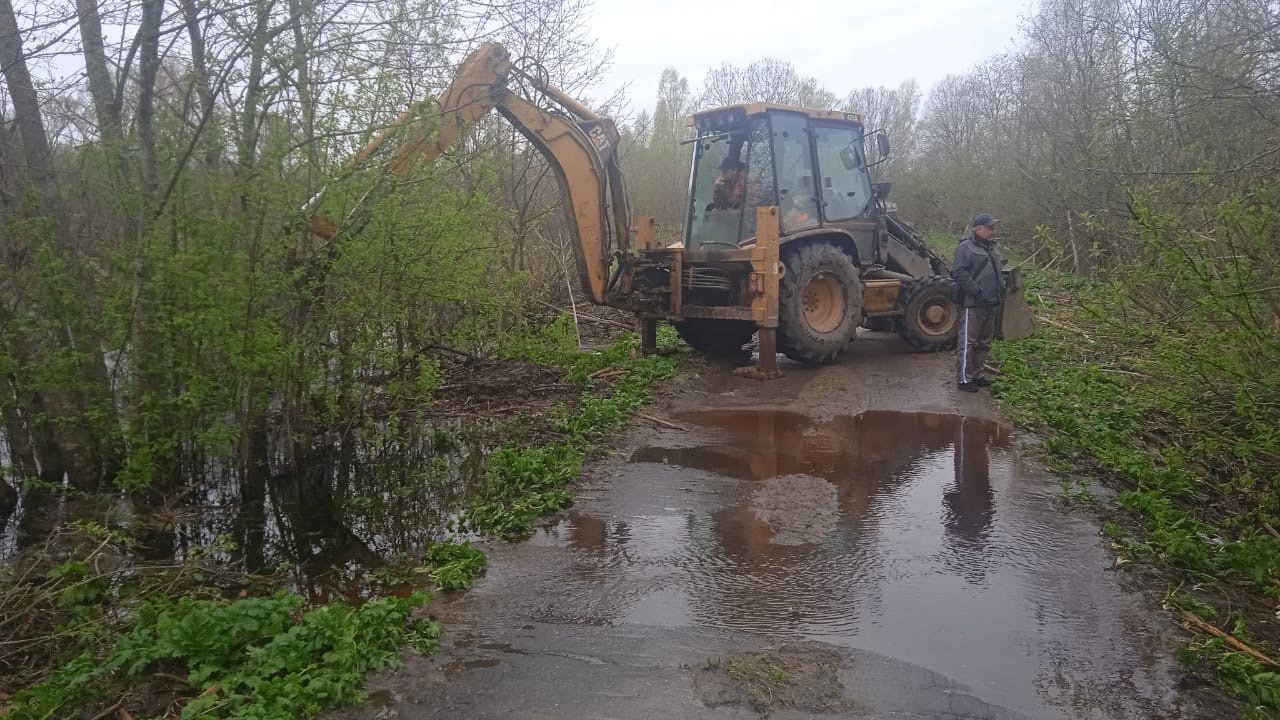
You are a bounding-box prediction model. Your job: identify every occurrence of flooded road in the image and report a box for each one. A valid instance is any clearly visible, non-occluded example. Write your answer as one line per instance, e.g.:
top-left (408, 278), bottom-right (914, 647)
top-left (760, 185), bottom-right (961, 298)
top-left (334, 334), bottom-right (1230, 719)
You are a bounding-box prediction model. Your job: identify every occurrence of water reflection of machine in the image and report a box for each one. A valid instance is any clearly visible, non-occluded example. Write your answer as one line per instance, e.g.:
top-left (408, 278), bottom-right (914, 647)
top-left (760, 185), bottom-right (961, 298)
top-left (627, 410), bottom-right (1010, 630)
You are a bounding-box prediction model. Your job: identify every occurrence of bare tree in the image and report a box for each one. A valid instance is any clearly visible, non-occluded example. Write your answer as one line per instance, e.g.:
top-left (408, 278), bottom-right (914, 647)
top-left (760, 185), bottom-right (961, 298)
top-left (697, 58), bottom-right (837, 109)
top-left (844, 79), bottom-right (920, 179)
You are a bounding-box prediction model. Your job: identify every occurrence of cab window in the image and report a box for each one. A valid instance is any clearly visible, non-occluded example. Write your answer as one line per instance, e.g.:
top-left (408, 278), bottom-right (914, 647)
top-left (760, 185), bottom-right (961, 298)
top-left (813, 122), bottom-right (872, 222)
top-left (686, 117), bottom-right (776, 249)
top-left (770, 112), bottom-right (819, 232)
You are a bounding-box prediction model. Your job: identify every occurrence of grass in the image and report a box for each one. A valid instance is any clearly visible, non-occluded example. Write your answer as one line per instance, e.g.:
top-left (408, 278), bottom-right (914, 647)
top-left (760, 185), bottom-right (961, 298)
top-left (460, 324), bottom-right (680, 538)
top-left (990, 267), bottom-right (1280, 718)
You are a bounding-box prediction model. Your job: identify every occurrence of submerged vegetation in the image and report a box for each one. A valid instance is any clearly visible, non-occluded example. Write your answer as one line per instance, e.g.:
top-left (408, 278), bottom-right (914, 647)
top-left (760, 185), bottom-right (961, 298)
top-left (0, 323), bottom-right (684, 719)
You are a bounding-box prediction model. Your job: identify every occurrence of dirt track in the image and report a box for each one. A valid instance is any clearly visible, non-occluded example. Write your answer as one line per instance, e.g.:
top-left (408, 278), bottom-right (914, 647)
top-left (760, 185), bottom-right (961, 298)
top-left (329, 332), bottom-right (1236, 719)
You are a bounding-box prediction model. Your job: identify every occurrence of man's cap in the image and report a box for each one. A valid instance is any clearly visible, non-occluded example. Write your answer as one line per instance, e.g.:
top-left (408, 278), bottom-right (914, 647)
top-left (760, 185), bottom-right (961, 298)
top-left (971, 213), bottom-right (999, 228)
top-left (719, 157), bottom-right (745, 171)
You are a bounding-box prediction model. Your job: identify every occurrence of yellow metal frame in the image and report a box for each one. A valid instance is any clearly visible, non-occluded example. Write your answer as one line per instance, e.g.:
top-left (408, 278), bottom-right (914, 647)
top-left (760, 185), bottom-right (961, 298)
top-left (751, 207), bottom-right (781, 374)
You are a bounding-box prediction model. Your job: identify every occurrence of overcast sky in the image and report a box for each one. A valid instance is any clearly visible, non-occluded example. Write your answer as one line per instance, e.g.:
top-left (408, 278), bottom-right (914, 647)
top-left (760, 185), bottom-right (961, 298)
top-left (587, 0), bottom-right (1036, 113)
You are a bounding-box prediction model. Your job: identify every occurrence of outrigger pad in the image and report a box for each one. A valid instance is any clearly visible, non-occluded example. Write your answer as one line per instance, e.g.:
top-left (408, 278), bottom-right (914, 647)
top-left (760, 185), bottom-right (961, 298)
top-left (999, 267), bottom-right (1038, 340)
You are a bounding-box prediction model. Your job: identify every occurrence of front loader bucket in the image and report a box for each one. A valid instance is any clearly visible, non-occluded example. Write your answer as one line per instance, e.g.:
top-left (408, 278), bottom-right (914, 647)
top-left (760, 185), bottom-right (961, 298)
top-left (998, 267), bottom-right (1037, 340)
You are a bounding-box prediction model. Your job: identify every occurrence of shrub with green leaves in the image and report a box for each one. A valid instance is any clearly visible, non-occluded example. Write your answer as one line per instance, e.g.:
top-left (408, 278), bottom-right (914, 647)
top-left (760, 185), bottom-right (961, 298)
top-left (991, 253), bottom-right (1280, 714)
top-left (462, 332), bottom-right (678, 538)
top-left (424, 540), bottom-right (488, 591)
top-left (8, 591), bottom-right (435, 720)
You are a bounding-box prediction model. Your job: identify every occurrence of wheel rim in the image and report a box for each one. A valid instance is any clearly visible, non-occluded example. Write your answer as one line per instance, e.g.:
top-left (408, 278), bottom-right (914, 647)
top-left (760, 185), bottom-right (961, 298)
top-left (802, 272), bottom-right (845, 334)
top-left (916, 297), bottom-right (957, 336)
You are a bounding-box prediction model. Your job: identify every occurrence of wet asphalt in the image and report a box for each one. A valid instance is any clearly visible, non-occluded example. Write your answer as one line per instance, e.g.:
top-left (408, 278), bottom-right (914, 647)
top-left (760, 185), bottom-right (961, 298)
top-left (330, 333), bottom-right (1233, 719)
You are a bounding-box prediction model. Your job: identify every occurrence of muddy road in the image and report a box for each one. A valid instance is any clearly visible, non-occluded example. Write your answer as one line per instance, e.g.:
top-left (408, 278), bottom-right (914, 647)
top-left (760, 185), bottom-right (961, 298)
top-left (335, 333), bottom-right (1233, 719)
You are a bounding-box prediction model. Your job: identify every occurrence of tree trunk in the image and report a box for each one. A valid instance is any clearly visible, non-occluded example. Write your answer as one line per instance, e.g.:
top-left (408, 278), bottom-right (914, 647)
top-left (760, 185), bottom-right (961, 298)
top-left (0, 0), bottom-right (64, 215)
top-left (0, 475), bottom-right (17, 540)
top-left (136, 0), bottom-right (164, 203)
top-left (178, 0), bottom-right (220, 170)
top-left (1, 375), bottom-right (40, 480)
top-left (0, 0), bottom-right (114, 490)
top-left (75, 0), bottom-right (124, 150)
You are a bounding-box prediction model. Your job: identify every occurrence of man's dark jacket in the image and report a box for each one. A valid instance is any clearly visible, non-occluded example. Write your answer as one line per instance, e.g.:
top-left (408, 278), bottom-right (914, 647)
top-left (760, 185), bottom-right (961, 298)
top-left (952, 236), bottom-right (1004, 308)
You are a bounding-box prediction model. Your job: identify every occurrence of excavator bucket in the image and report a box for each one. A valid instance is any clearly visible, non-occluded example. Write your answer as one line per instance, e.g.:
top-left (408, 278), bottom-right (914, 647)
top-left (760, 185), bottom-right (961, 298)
top-left (998, 268), bottom-right (1037, 340)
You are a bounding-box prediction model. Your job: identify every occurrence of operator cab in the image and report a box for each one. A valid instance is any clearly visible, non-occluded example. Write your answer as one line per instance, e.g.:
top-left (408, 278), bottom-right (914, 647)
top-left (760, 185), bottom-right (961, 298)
top-left (685, 104), bottom-right (875, 251)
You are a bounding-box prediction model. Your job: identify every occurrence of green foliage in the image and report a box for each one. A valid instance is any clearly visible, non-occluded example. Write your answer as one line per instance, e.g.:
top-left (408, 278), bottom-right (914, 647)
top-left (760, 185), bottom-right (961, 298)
top-left (655, 323), bottom-right (683, 352)
top-left (8, 591), bottom-right (430, 720)
top-left (46, 560), bottom-right (110, 618)
top-left (424, 540), bottom-right (487, 591)
top-left (1217, 653), bottom-right (1280, 713)
top-left (464, 441), bottom-right (582, 537)
top-left (462, 333), bottom-right (678, 537)
top-left (994, 256), bottom-right (1280, 712)
top-left (497, 313), bottom-right (580, 367)
top-left (83, 158), bottom-right (520, 491)
top-left (1166, 592), bottom-right (1216, 621)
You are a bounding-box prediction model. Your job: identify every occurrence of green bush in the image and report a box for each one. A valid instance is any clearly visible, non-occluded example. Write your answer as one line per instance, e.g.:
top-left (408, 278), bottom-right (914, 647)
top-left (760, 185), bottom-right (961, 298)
top-left (9, 592), bottom-right (434, 720)
top-left (462, 332), bottom-right (678, 538)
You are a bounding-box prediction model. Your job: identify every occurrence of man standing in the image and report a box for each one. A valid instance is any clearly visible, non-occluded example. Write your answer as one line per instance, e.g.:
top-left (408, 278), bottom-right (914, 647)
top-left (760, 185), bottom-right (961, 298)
top-left (952, 213), bottom-right (1005, 393)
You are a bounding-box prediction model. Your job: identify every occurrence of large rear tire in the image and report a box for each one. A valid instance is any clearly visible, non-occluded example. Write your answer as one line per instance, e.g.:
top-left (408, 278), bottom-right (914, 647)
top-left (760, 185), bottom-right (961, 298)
top-left (673, 319), bottom-right (755, 355)
top-left (896, 275), bottom-right (960, 351)
top-left (778, 242), bottom-right (862, 364)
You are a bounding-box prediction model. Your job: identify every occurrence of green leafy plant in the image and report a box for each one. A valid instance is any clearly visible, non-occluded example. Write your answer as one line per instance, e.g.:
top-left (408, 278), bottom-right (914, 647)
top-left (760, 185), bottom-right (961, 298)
top-left (991, 253), bottom-right (1280, 713)
top-left (424, 540), bottom-right (488, 591)
top-left (462, 332), bottom-right (678, 538)
top-left (8, 591), bottom-right (430, 720)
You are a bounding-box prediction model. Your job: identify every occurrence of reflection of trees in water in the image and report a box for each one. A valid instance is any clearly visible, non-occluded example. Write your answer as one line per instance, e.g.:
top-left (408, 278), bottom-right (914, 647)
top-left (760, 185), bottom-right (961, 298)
top-left (261, 427), bottom-right (488, 575)
top-left (0, 478), bottom-right (18, 544)
top-left (268, 443), bottom-right (378, 570)
top-left (0, 423), bottom-right (494, 582)
top-left (634, 410), bottom-right (1010, 628)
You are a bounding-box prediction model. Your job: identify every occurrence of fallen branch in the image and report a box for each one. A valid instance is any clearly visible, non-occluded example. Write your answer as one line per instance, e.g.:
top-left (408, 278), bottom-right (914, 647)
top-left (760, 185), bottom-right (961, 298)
top-left (526, 383), bottom-right (577, 393)
top-left (1263, 522), bottom-right (1280, 542)
top-left (588, 367), bottom-right (629, 380)
top-left (638, 413), bottom-right (689, 432)
top-left (1180, 610), bottom-right (1278, 667)
top-left (1037, 315), bottom-right (1094, 343)
top-left (535, 299), bottom-right (633, 330)
top-left (1098, 366), bottom-right (1150, 378)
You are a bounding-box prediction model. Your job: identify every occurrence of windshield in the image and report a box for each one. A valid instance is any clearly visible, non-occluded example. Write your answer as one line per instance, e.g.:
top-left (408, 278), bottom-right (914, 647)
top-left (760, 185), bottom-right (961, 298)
top-left (685, 117), bottom-right (775, 250)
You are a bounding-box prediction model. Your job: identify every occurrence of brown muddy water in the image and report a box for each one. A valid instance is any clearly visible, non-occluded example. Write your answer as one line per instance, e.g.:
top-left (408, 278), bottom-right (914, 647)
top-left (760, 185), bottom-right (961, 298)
top-left (475, 409), bottom-right (1198, 718)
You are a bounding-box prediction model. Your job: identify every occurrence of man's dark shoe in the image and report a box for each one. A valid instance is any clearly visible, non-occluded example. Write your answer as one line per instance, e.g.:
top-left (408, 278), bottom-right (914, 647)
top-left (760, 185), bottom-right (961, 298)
top-left (957, 382), bottom-right (980, 393)
top-left (972, 376), bottom-right (994, 387)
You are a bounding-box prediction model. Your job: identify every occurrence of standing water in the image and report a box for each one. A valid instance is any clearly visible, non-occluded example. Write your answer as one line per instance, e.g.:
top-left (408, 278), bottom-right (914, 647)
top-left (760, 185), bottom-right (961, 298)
top-left (457, 409), bottom-right (1200, 718)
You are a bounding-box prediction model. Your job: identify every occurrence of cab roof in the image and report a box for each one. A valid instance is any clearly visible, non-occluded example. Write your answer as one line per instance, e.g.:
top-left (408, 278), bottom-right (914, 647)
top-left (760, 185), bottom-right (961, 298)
top-left (687, 103), bottom-right (864, 131)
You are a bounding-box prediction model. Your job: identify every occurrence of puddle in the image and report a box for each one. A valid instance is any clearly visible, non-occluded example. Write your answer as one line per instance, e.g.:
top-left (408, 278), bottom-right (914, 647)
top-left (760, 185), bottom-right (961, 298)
top-left (0, 423), bottom-right (491, 599)
top-left (511, 410), bottom-right (1177, 716)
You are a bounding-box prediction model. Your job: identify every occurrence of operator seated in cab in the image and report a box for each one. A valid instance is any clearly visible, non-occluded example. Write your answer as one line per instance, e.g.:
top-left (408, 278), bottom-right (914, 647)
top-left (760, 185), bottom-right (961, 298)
top-left (710, 157), bottom-right (749, 210)
top-left (709, 156), bottom-right (772, 213)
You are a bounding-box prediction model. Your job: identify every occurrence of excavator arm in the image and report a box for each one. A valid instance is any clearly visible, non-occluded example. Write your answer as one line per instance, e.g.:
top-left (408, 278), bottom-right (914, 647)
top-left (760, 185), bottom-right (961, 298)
top-left (303, 42), bottom-right (631, 305)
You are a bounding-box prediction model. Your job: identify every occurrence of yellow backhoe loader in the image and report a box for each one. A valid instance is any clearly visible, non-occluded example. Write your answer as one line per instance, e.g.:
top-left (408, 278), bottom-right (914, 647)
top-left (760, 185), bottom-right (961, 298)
top-left (305, 43), bottom-right (1036, 375)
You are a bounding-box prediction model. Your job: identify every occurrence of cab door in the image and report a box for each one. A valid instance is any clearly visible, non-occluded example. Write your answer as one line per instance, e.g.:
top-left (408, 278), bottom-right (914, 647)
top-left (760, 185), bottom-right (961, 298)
top-left (812, 121), bottom-right (873, 223)
top-left (768, 111), bottom-right (820, 233)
